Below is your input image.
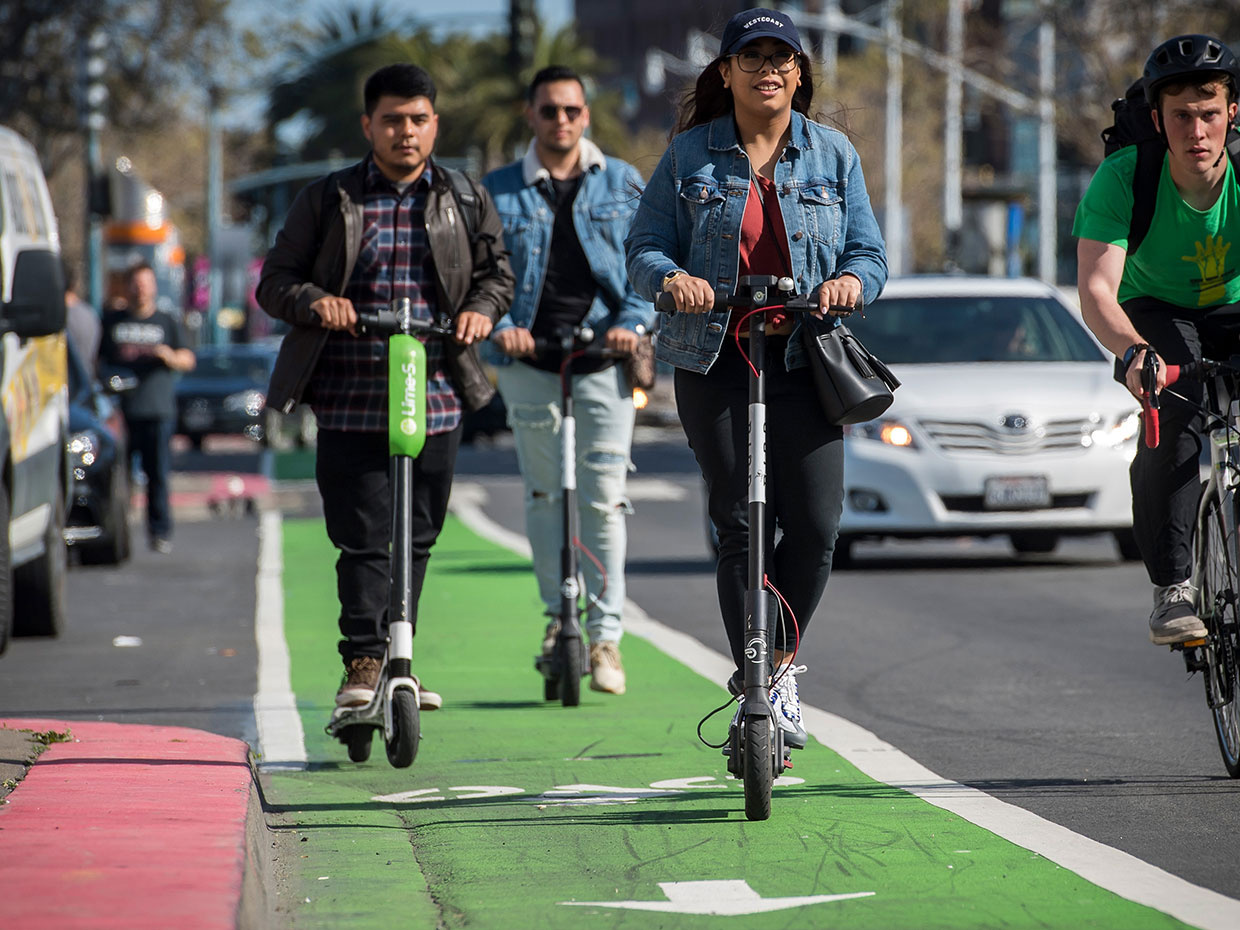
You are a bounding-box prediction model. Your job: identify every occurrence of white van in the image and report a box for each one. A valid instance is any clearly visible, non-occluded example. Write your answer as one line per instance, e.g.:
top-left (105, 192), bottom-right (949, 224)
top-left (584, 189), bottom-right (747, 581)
top-left (0, 125), bottom-right (70, 653)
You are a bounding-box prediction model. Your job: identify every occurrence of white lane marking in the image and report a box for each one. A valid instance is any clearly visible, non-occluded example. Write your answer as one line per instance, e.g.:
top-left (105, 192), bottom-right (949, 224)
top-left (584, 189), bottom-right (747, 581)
top-left (254, 510), bottom-right (307, 770)
top-left (560, 880), bottom-right (874, 915)
top-left (452, 480), bottom-right (1240, 930)
top-left (626, 477), bottom-right (687, 501)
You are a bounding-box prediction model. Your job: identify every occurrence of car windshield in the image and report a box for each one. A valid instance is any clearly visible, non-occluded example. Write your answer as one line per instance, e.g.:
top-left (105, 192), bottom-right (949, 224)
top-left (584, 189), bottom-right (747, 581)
top-left (195, 351), bottom-right (273, 382)
top-left (848, 295), bottom-right (1105, 364)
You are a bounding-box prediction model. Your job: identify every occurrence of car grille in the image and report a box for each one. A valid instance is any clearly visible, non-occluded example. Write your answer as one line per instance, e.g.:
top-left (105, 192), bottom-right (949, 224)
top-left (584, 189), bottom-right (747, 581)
top-left (917, 417), bottom-right (1088, 455)
top-left (938, 492), bottom-right (1093, 513)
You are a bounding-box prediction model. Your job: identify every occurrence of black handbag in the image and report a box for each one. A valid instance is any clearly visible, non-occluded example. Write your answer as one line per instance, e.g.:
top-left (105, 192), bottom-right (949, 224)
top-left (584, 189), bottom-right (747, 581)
top-left (800, 316), bottom-right (901, 425)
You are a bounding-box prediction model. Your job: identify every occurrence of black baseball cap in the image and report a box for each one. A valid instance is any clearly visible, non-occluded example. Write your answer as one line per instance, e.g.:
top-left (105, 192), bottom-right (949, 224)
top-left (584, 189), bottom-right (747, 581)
top-left (720, 7), bottom-right (804, 58)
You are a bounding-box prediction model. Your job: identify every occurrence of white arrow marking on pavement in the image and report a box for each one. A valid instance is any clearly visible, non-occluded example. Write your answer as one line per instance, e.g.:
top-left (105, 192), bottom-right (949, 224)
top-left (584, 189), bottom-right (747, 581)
top-left (560, 880), bottom-right (874, 916)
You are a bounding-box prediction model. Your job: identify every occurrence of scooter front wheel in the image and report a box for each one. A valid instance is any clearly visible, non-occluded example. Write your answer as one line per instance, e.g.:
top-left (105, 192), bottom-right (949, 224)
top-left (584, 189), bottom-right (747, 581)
top-left (344, 726), bottom-right (373, 763)
top-left (560, 635), bottom-right (583, 707)
top-left (742, 715), bottom-right (774, 821)
top-left (386, 688), bottom-right (420, 768)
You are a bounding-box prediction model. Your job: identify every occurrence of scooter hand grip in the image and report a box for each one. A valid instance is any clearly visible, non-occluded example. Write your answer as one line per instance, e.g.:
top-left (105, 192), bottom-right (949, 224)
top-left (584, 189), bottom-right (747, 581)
top-left (1144, 402), bottom-right (1160, 449)
top-left (654, 287), bottom-right (731, 314)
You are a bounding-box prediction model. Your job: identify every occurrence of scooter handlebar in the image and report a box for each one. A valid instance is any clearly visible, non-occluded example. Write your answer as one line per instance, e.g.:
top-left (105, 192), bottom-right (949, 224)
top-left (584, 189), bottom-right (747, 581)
top-left (654, 286), bottom-right (861, 317)
top-left (355, 309), bottom-right (453, 337)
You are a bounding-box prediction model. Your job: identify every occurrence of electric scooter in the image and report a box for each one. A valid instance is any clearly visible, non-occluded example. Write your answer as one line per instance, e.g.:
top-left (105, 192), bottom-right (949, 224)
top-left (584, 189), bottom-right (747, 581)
top-left (657, 275), bottom-right (848, 820)
top-left (531, 326), bottom-right (625, 707)
top-left (324, 297), bottom-right (445, 767)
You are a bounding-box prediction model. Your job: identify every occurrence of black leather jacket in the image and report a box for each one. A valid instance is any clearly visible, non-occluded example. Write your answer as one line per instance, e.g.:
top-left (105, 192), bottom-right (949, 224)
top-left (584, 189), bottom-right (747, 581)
top-left (256, 158), bottom-right (515, 414)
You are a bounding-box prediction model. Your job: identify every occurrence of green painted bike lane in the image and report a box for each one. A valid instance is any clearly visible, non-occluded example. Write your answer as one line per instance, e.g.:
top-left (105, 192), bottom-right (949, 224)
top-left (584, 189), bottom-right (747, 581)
top-left (263, 515), bottom-right (1202, 930)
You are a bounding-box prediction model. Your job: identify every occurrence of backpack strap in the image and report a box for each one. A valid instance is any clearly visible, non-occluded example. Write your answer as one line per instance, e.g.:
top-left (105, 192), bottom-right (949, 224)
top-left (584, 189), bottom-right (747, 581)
top-left (440, 165), bottom-right (481, 246)
top-left (1128, 140), bottom-right (1165, 256)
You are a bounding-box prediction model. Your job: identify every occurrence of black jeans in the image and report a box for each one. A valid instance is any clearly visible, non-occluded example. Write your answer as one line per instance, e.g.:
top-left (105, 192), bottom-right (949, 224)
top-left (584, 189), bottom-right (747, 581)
top-left (315, 425), bottom-right (462, 661)
top-left (1126, 298), bottom-right (1240, 585)
top-left (674, 336), bottom-right (844, 672)
top-left (128, 418), bottom-right (173, 540)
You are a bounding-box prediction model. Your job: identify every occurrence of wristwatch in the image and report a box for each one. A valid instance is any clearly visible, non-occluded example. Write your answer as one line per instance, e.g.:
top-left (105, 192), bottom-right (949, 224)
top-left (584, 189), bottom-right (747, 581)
top-left (1122, 342), bottom-right (1152, 369)
top-left (661, 270), bottom-right (686, 291)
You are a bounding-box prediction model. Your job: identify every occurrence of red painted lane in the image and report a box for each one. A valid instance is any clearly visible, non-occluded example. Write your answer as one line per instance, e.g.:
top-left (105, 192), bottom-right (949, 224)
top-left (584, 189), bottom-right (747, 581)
top-left (0, 718), bottom-right (253, 929)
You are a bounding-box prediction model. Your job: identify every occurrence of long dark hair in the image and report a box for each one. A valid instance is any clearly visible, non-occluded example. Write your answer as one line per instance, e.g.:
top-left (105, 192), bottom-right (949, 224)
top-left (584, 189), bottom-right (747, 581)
top-left (672, 52), bottom-right (815, 138)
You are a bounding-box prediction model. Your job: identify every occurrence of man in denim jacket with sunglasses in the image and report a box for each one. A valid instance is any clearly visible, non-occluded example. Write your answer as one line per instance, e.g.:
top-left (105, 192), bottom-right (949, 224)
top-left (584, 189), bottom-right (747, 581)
top-left (482, 65), bottom-right (653, 695)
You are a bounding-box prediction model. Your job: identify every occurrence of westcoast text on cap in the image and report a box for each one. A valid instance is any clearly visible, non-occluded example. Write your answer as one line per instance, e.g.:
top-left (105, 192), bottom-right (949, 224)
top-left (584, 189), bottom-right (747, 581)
top-left (720, 7), bottom-right (804, 57)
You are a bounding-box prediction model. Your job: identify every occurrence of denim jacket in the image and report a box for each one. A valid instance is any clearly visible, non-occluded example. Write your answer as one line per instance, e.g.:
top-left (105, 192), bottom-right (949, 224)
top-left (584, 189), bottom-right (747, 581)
top-left (625, 112), bottom-right (888, 373)
top-left (481, 139), bottom-right (654, 365)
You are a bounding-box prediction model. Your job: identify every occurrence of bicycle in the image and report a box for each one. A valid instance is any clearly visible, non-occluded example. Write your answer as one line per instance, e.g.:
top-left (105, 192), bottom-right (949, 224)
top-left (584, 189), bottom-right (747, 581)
top-left (657, 274), bottom-right (854, 820)
top-left (1143, 352), bottom-right (1240, 777)
top-left (323, 298), bottom-right (450, 768)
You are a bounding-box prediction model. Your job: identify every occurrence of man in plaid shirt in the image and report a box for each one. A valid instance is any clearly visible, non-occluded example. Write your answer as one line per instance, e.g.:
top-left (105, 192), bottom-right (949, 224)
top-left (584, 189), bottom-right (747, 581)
top-left (257, 64), bottom-right (515, 710)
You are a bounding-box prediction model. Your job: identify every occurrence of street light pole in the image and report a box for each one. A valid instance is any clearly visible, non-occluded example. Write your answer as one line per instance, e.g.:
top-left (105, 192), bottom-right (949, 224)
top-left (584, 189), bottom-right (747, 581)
top-left (944, 0), bottom-right (964, 269)
top-left (883, 0), bottom-right (903, 276)
top-left (82, 29), bottom-right (108, 310)
top-left (206, 85), bottom-right (223, 345)
top-left (1037, 6), bottom-right (1057, 284)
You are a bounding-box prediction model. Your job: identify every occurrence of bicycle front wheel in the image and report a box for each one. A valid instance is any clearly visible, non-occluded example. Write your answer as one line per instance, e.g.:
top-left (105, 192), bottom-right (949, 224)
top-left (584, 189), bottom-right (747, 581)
top-left (1199, 495), bottom-right (1240, 777)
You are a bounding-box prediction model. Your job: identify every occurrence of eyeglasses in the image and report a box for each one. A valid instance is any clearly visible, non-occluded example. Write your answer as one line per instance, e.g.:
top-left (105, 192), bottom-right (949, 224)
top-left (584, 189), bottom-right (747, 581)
top-left (537, 104), bottom-right (584, 121)
top-left (732, 49), bottom-right (798, 73)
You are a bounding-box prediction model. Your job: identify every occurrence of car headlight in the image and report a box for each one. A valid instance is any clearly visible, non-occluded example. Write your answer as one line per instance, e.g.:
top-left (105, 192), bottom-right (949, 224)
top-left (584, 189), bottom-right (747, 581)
top-left (224, 390), bottom-right (266, 417)
top-left (844, 419), bottom-right (917, 448)
top-left (68, 430), bottom-right (100, 467)
top-left (1085, 410), bottom-right (1141, 448)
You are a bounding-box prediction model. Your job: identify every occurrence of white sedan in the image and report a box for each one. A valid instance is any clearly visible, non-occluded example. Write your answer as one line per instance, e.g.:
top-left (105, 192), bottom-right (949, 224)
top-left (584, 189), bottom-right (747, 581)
top-left (837, 275), bottom-right (1141, 563)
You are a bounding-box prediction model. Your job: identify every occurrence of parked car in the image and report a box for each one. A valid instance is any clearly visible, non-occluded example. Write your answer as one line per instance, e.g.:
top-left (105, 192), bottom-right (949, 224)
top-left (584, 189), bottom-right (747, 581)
top-left (65, 342), bottom-right (130, 565)
top-left (175, 343), bottom-right (315, 450)
top-left (835, 275), bottom-right (1141, 564)
top-left (0, 124), bottom-right (71, 650)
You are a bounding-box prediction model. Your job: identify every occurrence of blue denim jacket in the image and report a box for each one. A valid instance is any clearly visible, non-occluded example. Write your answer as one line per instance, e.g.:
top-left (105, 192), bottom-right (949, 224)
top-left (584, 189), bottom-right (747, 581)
top-left (482, 141), bottom-right (654, 365)
top-left (625, 112), bottom-right (888, 373)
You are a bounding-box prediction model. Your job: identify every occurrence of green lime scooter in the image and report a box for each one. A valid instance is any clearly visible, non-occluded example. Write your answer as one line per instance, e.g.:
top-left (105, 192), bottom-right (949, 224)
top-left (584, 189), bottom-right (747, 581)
top-left (324, 297), bottom-right (445, 768)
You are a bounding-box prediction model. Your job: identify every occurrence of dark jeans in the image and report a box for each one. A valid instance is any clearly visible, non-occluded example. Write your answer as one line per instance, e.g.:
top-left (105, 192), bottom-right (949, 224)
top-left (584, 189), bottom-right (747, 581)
top-left (128, 418), bottom-right (173, 540)
top-left (674, 336), bottom-right (844, 672)
top-left (1125, 298), bottom-right (1240, 585)
top-left (315, 425), bottom-right (462, 662)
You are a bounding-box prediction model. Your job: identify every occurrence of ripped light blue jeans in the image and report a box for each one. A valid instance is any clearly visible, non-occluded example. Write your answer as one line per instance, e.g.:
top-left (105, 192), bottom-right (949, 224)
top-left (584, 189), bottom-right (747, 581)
top-left (495, 361), bottom-right (635, 643)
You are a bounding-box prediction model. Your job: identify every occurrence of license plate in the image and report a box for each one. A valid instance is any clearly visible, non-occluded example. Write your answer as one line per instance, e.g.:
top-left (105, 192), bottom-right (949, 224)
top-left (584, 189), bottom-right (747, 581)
top-left (983, 476), bottom-right (1050, 510)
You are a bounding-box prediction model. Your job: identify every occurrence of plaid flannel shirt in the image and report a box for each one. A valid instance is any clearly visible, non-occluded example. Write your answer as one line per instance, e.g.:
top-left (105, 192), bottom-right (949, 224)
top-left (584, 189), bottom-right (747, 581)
top-left (307, 159), bottom-right (462, 435)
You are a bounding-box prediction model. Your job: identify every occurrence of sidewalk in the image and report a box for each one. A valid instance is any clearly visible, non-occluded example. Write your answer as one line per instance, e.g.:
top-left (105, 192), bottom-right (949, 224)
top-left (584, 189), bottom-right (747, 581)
top-left (0, 718), bottom-right (266, 929)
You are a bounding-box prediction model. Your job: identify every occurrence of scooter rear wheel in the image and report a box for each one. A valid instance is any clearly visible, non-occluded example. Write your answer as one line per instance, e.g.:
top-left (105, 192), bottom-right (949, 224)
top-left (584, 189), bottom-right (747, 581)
top-left (344, 726), bottom-right (372, 763)
top-left (386, 688), bottom-right (420, 768)
top-left (544, 676), bottom-right (559, 701)
top-left (742, 716), bottom-right (774, 821)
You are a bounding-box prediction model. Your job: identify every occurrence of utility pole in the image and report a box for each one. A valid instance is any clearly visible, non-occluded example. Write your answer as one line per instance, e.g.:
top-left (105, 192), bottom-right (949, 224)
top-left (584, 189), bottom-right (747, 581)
top-left (206, 85), bottom-right (223, 345)
top-left (80, 29), bottom-right (108, 310)
top-left (883, 0), bottom-right (903, 276)
top-left (1037, 4), bottom-right (1056, 284)
top-left (944, 0), bottom-right (964, 269)
top-left (508, 0), bottom-right (537, 77)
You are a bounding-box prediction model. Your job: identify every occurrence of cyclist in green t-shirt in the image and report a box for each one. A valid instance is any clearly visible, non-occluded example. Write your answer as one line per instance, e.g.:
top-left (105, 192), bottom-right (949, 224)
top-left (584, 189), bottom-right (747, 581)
top-left (1075, 34), bottom-right (1240, 646)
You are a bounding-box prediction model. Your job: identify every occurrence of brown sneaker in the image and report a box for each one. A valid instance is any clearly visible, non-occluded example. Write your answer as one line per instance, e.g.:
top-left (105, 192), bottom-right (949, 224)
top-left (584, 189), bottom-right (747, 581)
top-left (335, 656), bottom-right (381, 708)
top-left (589, 641), bottom-right (626, 695)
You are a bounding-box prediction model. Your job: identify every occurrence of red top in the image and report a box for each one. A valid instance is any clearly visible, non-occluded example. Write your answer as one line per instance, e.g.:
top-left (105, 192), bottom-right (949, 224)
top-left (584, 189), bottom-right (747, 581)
top-left (734, 174), bottom-right (793, 334)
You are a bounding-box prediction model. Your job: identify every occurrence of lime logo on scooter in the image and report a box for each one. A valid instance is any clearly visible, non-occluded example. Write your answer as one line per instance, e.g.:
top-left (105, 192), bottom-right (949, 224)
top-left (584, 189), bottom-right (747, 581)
top-left (389, 333), bottom-right (427, 458)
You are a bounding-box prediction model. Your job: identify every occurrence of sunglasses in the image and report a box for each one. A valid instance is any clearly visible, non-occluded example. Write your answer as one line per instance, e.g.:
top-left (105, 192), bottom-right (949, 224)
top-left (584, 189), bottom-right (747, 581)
top-left (733, 49), bottom-right (798, 73)
top-left (537, 104), bottom-right (584, 121)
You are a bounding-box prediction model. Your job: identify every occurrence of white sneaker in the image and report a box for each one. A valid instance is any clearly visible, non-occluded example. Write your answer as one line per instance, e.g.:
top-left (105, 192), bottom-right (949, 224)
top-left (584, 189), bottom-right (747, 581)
top-left (1150, 581), bottom-right (1207, 644)
top-left (771, 664), bottom-right (808, 749)
top-left (589, 641), bottom-right (626, 694)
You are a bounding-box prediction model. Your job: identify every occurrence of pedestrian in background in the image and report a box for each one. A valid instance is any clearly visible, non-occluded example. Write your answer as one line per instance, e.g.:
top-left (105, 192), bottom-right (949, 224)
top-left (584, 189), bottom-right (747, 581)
top-left (482, 66), bottom-right (653, 695)
top-left (256, 63), bottom-right (515, 712)
top-left (625, 7), bottom-right (888, 748)
top-left (64, 259), bottom-right (100, 377)
top-left (99, 262), bottom-right (195, 554)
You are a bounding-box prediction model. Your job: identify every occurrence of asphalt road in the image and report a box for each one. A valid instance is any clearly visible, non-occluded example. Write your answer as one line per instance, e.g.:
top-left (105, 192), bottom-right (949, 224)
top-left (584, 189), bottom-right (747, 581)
top-left (4, 430), bottom-right (1238, 906)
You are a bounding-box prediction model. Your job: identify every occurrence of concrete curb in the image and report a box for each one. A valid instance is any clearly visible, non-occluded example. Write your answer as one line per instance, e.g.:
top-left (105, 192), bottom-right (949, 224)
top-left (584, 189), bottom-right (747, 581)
top-left (0, 717), bottom-right (273, 929)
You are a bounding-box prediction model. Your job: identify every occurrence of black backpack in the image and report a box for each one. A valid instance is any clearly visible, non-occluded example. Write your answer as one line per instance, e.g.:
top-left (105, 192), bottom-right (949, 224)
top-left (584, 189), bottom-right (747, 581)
top-left (1100, 77), bottom-right (1240, 254)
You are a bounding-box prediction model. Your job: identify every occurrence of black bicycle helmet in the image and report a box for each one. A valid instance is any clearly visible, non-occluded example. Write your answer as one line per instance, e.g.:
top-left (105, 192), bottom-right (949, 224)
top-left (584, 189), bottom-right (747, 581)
top-left (1143, 34), bottom-right (1240, 107)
